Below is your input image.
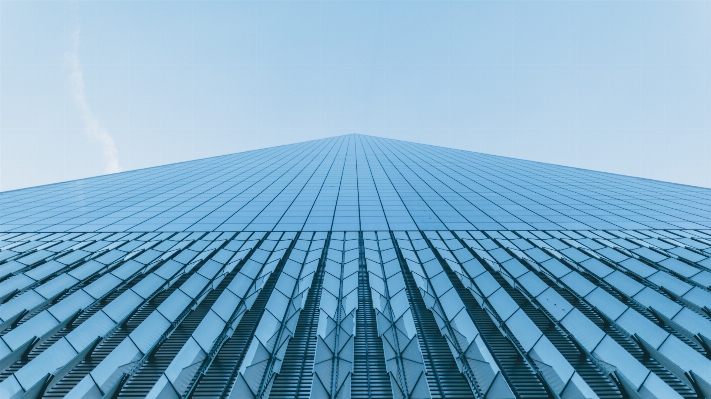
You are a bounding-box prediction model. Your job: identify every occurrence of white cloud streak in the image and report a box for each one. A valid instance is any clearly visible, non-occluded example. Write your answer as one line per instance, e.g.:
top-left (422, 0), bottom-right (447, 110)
top-left (65, 28), bottom-right (122, 174)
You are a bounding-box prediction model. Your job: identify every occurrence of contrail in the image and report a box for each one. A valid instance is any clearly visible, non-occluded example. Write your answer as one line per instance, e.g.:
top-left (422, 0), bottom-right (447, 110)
top-left (65, 28), bottom-right (122, 174)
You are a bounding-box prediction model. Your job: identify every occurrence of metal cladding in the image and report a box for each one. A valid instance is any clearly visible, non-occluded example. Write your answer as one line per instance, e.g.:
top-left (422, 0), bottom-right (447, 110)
top-left (0, 135), bottom-right (710, 399)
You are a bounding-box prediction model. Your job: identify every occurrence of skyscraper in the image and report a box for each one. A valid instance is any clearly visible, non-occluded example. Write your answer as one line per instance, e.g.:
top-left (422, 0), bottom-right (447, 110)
top-left (0, 134), bottom-right (709, 399)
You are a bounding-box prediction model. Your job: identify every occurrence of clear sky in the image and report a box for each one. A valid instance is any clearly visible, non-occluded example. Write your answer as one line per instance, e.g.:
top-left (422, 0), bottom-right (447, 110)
top-left (1, 0), bottom-right (710, 192)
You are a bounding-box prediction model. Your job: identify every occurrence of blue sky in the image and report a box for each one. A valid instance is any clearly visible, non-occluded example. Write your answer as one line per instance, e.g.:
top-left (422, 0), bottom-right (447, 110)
top-left (1, 0), bottom-right (710, 191)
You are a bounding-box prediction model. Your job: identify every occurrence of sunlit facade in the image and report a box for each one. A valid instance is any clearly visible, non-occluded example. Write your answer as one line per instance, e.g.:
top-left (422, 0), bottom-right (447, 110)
top-left (0, 134), bottom-right (710, 399)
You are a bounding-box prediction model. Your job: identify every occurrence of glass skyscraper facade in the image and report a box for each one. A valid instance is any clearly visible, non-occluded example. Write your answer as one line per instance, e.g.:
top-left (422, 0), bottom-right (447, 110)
top-left (0, 134), bottom-right (709, 399)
